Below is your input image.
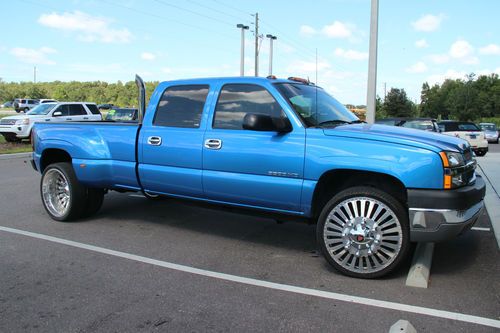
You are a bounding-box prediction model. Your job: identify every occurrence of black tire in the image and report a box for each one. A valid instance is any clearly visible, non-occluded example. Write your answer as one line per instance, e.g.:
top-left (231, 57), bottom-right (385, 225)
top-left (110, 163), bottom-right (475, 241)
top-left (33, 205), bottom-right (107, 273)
top-left (475, 151), bottom-right (486, 157)
top-left (40, 162), bottom-right (86, 221)
top-left (317, 186), bottom-right (410, 279)
top-left (2, 133), bottom-right (20, 143)
top-left (83, 188), bottom-right (105, 217)
top-left (23, 107), bottom-right (29, 113)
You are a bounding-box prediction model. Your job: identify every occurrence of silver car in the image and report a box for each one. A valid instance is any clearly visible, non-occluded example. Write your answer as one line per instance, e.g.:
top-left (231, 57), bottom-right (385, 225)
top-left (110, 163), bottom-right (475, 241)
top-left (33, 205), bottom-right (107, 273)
top-left (479, 123), bottom-right (499, 144)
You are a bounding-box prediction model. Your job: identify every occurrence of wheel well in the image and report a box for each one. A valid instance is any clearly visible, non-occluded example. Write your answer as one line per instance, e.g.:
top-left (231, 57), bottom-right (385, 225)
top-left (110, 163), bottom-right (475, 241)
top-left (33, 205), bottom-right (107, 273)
top-left (40, 149), bottom-right (72, 172)
top-left (311, 169), bottom-right (407, 218)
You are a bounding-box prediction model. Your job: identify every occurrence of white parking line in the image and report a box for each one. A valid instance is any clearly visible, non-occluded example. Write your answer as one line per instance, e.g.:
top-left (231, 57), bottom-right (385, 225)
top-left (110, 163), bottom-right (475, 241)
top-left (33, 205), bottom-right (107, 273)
top-left (471, 227), bottom-right (491, 232)
top-left (0, 225), bottom-right (499, 329)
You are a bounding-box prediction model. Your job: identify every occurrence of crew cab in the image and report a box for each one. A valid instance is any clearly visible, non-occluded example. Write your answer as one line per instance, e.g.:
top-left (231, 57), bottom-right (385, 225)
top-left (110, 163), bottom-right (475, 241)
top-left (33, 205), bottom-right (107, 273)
top-left (0, 102), bottom-right (101, 142)
top-left (438, 120), bottom-right (488, 156)
top-left (30, 76), bottom-right (485, 278)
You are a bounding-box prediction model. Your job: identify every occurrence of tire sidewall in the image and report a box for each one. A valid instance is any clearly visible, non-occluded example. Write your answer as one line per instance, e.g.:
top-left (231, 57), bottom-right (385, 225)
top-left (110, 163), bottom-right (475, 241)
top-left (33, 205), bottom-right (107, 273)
top-left (317, 186), bottom-right (410, 279)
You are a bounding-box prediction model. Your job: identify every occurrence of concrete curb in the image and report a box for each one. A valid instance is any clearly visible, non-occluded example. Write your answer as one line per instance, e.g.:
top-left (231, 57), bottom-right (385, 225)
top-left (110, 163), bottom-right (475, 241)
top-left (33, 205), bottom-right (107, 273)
top-left (0, 152), bottom-right (32, 160)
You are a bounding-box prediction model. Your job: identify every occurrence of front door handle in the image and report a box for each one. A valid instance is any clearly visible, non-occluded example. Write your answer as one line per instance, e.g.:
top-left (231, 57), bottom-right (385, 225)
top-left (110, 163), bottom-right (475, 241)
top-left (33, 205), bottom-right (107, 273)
top-left (148, 136), bottom-right (162, 146)
top-left (65, 118), bottom-right (72, 121)
top-left (204, 139), bottom-right (222, 150)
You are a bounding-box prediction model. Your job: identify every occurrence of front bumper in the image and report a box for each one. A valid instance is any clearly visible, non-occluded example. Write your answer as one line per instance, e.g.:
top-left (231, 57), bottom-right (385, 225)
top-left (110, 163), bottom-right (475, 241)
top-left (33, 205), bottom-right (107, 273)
top-left (407, 175), bottom-right (485, 242)
top-left (0, 124), bottom-right (30, 138)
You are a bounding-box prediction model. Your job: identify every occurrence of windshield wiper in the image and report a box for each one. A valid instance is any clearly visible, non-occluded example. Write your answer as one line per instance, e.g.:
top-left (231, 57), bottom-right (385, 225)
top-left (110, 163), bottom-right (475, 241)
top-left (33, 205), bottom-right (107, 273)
top-left (316, 119), bottom-right (363, 127)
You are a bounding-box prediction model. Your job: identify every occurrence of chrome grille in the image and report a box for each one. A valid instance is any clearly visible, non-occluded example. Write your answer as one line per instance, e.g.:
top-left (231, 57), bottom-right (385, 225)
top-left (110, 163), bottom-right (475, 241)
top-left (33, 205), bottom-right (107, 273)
top-left (0, 119), bottom-right (16, 125)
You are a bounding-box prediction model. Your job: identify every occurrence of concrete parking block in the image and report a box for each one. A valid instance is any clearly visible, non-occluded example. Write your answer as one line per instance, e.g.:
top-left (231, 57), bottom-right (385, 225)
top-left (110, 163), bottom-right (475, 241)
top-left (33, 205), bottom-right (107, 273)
top-left (389, 320), bottom-right (417, 333)
top-left (406, 242), bottom-right (434, 288)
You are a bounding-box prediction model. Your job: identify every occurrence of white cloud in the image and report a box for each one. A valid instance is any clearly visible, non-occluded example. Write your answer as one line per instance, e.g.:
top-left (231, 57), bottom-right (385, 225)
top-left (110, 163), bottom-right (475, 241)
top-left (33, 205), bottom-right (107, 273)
top-left (406, 61), bottom-right (428, 73)
top-left (161, 67), bottom-right (172, 74)
top-left (449, 40), bottom-right (473, 58)
top-left (299, 25), bottom-right (316, 36)
top-left (334, 48), bottom-right (368, 60)
top-left (479, 44), bottom-right (500, 55)
top-left (426, 69), bottom-right (466, 84)
top-left (412, 14), bottom-right (444, 32)
top-left (415, 39), bottom-right (429, 48)
top-left (10, 47), bottom-right (57, 65)
top-left (321, 21), bottom-right (352, 38)
top-left (428, 54), bottom-right (449, 64)
top-left (38, 11), bottom-right (132, 43)
top-left (141, 52), bottom-right (156, 61)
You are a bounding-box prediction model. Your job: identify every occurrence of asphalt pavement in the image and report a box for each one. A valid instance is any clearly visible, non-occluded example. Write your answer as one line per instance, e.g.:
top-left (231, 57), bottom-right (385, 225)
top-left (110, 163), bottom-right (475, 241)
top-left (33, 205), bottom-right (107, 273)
top-left (0, 151), bottom-right (499, 332)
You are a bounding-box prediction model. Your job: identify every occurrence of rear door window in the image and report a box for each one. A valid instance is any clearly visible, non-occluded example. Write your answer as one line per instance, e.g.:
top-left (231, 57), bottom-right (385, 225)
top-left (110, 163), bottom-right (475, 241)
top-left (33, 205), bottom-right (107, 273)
top-left (153, 85), bottom-right (209, 128)
top-left (69, 104), bottom-right (87, 116)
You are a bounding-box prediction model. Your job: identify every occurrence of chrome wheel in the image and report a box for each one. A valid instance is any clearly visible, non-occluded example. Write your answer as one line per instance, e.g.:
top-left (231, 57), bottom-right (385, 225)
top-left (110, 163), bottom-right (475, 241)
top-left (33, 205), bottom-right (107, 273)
top-left (42, 168), bottom-right (71, 218)
top-left (322, 196), bottom-right (403, 275)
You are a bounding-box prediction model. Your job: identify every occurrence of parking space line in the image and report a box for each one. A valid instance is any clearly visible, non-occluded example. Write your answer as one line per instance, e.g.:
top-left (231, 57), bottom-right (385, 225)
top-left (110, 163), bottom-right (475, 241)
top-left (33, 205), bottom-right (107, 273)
top-left (1, 225), bottom-right (499, 329)
top-left (470, 227), bottom-right (491, 232)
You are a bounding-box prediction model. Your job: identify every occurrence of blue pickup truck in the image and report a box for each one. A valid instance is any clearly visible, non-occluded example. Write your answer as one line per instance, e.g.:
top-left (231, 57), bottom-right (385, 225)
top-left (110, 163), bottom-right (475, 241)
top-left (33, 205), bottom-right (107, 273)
top-left (31, 75), bottom-right (485, 278)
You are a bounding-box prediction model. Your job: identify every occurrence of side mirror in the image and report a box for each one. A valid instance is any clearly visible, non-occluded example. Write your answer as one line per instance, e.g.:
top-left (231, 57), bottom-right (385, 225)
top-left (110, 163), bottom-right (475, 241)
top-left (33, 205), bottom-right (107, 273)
top-left (242, 113), bottom-right (292, 133)
top-left (53, 111), bottom-right (62, 117)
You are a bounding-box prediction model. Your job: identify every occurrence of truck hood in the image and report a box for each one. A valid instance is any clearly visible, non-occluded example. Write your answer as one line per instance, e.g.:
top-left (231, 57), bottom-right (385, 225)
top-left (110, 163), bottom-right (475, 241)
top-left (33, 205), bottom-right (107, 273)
top-left (323, 123), bottom-right (469, 153)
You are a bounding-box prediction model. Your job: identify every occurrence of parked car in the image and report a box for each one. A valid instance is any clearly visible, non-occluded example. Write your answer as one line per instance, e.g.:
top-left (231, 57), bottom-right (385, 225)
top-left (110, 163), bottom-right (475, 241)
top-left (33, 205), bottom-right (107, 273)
top-left (478, 123), bottom-right (499, 144)
top-left (38, 99), bottom-right (58, 104)
top-left (0, 102), bottom-right (101, 142)
top-left (104, 108), bottom-right (138, 121)
top-left (376, 118), bottom-right (441, 132)
top-left (13, 98), bottom-right (39, 113)
top-left (97, 103), bottom-right (116, 110)
top-left (31, 75), bottom-right (485, 279)
top-left (438, 121), bottom-right (488, 156)
top-left (1, 101), bottom-right (13, 108)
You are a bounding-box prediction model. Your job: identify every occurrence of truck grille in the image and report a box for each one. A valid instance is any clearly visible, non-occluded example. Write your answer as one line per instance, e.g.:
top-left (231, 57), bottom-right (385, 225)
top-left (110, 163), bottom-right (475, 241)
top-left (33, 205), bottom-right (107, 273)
top-left (0, 119), bottom-right (16, 125)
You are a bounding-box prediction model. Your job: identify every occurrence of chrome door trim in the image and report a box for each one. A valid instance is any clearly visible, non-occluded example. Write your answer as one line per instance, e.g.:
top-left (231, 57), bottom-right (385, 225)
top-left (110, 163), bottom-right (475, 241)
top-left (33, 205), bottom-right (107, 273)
top-left (147, 136), bottom-right (162, 146)
top-left (204, 139), bottom-right (222, 150)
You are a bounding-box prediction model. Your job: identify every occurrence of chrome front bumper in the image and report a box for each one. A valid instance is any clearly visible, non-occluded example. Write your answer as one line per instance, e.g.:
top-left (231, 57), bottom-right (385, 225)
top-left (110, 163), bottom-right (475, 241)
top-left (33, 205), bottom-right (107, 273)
top-left (408, 201), bottom-right (484, 242)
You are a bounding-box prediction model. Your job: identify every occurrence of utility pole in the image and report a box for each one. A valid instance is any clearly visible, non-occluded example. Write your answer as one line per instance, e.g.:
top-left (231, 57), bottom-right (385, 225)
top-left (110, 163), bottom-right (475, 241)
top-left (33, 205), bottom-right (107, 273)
top-left (237, 24), bottom-right (249, 76)
top-left (366, 0), bottom-right (379, 124)
top-left (254, 12), bottom-right (259, 77)
top-left (384, 82), bottom-right (387, 100)
top-left (34, 66), bottom-right (37, 83)
top-left (266, 34), bottom-right (277, 76)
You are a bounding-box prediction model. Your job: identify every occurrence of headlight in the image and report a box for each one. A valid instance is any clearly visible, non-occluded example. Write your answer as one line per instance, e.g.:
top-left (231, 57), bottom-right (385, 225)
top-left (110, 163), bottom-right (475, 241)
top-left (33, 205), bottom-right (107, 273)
top-left (439, 151), bottom-right (475, 189)
top-left (15, 118), bottom-right (30, 125)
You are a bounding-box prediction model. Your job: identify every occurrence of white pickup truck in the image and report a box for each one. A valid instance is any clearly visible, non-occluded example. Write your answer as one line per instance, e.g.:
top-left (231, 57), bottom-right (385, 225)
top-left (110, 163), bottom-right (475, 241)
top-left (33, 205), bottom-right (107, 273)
top-left (0, 102), bottom-right (102, 142)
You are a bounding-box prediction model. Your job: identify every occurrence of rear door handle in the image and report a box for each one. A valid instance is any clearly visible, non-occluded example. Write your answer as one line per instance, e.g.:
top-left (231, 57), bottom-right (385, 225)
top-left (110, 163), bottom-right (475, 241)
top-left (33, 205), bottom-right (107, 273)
top-left (148, 136), bottom-right (162, 146)
top-left (45, 119), bottom-right (50, 121)
top-left (83, 117), bottom-right (89, 120)
top-left (204, 139), bottom-right (222, 150)
top-left (65, 118), bottom-right (72, 121)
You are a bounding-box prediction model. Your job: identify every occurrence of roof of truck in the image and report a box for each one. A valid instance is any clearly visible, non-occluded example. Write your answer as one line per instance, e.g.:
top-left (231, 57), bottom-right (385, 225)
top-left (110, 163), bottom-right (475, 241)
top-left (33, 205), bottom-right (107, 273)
top-left (160, 76), bottom-right (317, 86)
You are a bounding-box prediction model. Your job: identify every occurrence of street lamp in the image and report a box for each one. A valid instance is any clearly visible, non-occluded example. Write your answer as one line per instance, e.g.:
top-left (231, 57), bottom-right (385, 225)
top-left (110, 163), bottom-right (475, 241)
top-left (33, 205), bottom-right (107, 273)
top-left (266, 34), bottom-right (277, 76)
top-left (237, 24), bottom-right (249, 76)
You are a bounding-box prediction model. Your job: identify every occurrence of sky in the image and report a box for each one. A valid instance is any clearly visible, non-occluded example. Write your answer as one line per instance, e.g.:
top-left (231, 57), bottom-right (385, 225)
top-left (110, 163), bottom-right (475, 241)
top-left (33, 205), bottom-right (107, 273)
top-left (1, 0), bottom-right (499, 105)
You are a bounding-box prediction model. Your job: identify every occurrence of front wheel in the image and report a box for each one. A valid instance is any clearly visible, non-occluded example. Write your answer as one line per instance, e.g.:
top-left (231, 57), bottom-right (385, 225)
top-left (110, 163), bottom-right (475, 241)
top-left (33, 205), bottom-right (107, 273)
top-left (317, 186), bottom-right (409, 279)
top-left (41, 162), bottom-right (86, 221)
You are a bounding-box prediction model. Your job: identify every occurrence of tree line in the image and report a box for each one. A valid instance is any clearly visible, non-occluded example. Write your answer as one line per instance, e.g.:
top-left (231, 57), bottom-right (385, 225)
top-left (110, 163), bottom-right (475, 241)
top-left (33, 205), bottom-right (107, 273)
top-left (377, 73), bottom-right (500, 122)
top-left (0, 80), bottom-right (159, 107)
top-left (1, 73), bottom-right (499, 122)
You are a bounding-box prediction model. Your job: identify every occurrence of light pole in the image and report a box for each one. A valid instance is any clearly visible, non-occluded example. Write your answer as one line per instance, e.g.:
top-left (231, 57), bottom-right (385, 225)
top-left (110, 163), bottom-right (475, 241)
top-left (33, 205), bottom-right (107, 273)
top-left (366, 0), bottom-right (379, 124)
top-left (266, 34), bottom-right (277, 76)
top-left (237, 24), bottom-right (249, 76)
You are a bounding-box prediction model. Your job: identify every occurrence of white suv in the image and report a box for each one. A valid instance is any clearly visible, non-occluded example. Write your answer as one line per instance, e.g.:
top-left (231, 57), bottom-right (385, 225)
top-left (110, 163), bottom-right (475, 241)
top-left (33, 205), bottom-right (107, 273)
top-left (438, 121), bottom-right (488, 156)
top-left (0, 102), bottom-right (102, 142)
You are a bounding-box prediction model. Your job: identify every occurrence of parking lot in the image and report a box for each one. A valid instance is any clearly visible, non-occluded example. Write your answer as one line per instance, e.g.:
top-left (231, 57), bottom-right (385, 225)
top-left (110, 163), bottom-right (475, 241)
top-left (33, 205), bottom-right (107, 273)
top-left (1, 148), bottom-right (499, 332)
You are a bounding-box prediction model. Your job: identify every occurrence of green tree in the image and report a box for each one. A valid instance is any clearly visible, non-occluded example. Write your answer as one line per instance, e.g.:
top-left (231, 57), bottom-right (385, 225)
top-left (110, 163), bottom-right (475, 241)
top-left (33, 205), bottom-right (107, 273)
top-left (383, 88), bottom-right (415, 117)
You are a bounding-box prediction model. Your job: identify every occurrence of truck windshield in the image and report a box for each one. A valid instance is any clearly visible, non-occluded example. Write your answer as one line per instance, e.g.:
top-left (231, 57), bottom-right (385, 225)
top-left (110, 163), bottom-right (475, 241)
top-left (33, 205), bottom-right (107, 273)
top-left (275, 83), bottom-right (359, 127)
top-left (27, 104), bottom-right (56, 115)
